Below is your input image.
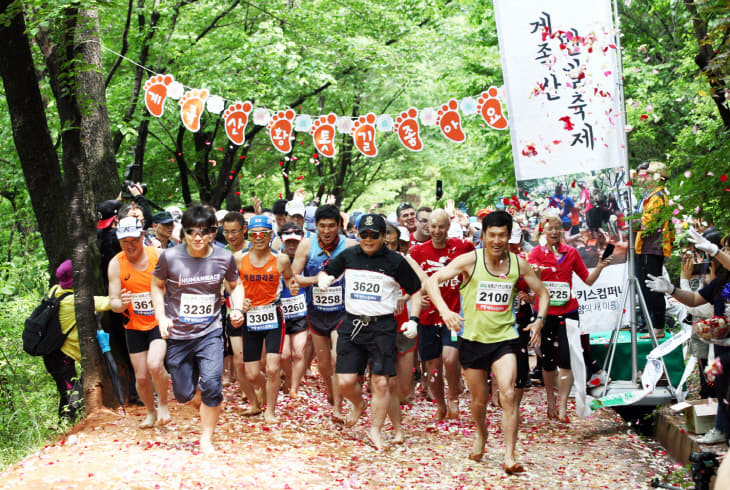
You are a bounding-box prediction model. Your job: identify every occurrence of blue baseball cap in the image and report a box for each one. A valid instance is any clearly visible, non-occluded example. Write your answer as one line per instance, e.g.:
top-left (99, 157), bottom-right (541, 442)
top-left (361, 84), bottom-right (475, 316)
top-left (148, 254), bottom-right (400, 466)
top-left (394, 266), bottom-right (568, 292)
top-left (248, 215), bottom-right (273, 230)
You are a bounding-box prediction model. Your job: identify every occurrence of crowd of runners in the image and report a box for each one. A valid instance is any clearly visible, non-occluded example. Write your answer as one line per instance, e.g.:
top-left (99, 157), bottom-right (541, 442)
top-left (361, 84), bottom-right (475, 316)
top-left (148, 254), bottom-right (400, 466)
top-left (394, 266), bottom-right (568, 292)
top-left (42, 163), bottom-right (730, 474)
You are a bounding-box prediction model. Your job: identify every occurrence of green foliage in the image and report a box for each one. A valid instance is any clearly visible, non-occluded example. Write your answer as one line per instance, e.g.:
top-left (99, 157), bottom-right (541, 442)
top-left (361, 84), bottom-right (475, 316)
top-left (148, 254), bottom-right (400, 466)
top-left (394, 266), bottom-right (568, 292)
top-left (0, 283), bottom-right (72, 470)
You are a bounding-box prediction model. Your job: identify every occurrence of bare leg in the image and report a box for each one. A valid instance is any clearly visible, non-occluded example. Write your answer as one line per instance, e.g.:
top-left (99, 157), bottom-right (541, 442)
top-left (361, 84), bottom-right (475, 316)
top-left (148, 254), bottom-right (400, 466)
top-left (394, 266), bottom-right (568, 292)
top-left (243, 360), bottom-right (265, 416)
top-left (264, 353), bottom-right (282, 424)
top-left (280, 335), bottom-right (293, 393)
top-left (425, 358), bottom-right (446, 420)
top-left (542, 368), bottom-right (558, 419)
top-left (492, 353), bottom-right (523, 471)
top-left (464, 368), bottom-right (489, 461)
top-left (338, 373), bottom-right (366, 428)
top-left (443, 346), bottom-right (460, 419)
top-left (395, 351), bottom-right (415, 404)
top-left (366, 374), bottom-right (390, 450)
top-left (147, 339), bottom-right (170, 424)
top-left (230, 336), bottom-right (257, 405)
top-left (312, 332), bottom-right (342, 420)
top-left (129, 351), bottom-right (157, 428)
top-left (557, 368), bottom-right (573, 421)
top-left (199, 402), bottom-right (221, 455)
top-left (290, 330), bottom-right (308, 397)
top-left (387, 376), bottom-right (405, 444)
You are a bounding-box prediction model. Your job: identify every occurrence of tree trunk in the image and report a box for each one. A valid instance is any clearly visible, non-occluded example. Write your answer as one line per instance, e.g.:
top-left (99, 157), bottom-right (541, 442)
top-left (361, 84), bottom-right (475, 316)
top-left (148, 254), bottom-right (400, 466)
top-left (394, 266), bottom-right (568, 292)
top-left (76, 8), bottom-right (120, 200)
top-left (0, 0), bottom-right (71, 276)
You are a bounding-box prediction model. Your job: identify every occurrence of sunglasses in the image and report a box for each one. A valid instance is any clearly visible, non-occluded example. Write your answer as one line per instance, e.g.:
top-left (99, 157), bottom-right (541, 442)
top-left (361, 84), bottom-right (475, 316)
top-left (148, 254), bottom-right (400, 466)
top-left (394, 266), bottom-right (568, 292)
top-left (360, 231), bottom-right (381, 240)
top-left (185, 228), bottom-right (212, 237)
top-left (249, 231), bottom-right (271, 239)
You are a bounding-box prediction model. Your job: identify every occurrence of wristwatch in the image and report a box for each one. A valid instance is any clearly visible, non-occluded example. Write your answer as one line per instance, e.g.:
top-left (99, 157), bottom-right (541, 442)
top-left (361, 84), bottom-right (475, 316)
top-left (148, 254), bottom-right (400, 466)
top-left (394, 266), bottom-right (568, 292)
top-left (535, 315), bottom-right (545, 322)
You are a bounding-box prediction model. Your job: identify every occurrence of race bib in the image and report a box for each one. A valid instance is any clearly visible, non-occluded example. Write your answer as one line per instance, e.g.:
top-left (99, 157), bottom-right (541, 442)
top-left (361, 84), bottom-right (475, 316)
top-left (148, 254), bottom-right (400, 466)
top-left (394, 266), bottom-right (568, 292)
top-left (130, 292), bottom-right (154, 316)
top-left (281, 294), bottom-right (307, 319)
top-left (180, 293), bottom-right (216, 324)
top-left (475, 281), bottom-right (512, 312)
top-left (246, 304), bottom-right (279, 331)
top-left (544, 281), bottom-right (571, 306)
top-left (347, 270), bottom-right (383, 302)
top-left (312, 285), bottom-right (342, 309)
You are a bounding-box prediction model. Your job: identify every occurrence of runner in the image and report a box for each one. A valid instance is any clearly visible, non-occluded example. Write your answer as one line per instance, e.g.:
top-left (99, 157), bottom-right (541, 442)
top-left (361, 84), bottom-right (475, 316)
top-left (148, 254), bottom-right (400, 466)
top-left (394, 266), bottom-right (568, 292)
top-left (220, 211), bottom-right (249, 387)
top-left (291, 204), bottom-right (358, 421)
top-left (151, 206), bottom-right (244, 455)
top-left (411, 206), bottom-right (432, 246)
top-left (317, 213), bottom-right (422, 449)
top-left (527, 214), bottom-right (612, 422)
top-left (277, 222), bottom-right (308, 398)
top-left (108, 217), bottom-right (170, 428)
top-left (235, 215), bottom-right (287, 424)
top-left (409, 209), bottom-right (475, 420)
top-left (424, 210), bottom-right (548, 473)
top-left (396, 202), bottom-right (417, 234)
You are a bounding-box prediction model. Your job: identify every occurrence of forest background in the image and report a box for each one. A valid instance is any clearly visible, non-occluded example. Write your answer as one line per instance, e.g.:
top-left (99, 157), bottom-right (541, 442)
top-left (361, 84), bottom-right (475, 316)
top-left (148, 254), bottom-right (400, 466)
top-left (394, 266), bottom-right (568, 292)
top-left (0, 0), bottom-right (728, 468)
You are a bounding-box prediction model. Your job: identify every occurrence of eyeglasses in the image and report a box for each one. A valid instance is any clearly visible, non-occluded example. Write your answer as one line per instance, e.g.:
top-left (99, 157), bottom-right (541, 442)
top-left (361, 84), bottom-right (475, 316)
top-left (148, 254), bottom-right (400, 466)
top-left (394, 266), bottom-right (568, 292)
top-left (249, 231), bottom-right (271, 239)
top-left (223, 228), bottom-right (243, 236)
top-left (360, 231), bottom-right (381, 240)
top-left (185, 228), bottom-right (212, 237)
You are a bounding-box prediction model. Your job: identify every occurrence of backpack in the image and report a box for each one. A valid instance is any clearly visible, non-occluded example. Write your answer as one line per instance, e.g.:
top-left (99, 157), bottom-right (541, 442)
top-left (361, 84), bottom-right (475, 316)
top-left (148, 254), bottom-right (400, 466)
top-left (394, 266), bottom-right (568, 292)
top-left (22, 286), bottom-right (74, 356)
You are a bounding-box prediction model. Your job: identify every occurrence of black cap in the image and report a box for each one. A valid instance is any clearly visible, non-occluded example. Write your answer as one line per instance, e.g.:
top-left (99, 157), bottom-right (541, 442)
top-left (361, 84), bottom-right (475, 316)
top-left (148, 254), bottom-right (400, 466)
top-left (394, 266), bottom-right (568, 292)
top-left (152, 211), bottom-right (174, 224)
top-left (97, 200), bottom-right (122, 229)
top-left (357, 213), bottom-right (386, 234)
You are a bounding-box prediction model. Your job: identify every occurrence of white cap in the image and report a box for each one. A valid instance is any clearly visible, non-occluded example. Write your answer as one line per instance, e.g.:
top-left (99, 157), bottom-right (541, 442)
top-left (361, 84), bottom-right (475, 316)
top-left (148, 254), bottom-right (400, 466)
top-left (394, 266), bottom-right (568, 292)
top-left (397, 226), bottom-right (410, 241)
top-left (285, 200), bottom-right (305, 217)
top-left (509, 225), bottom-right (523, 244)
top-left (116, 217), bottom-right (144, 239)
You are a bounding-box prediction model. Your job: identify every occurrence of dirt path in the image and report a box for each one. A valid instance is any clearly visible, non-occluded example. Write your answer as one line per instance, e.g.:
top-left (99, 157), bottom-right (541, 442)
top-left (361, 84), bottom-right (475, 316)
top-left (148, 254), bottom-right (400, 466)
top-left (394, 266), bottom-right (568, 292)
top-left (2, 376), bottom-right (685, 489)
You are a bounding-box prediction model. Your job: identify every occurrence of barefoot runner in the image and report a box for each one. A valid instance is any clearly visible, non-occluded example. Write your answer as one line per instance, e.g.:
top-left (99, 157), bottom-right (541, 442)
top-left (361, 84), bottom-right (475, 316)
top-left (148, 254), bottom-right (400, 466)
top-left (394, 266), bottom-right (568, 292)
top-left (424, 211), bottom-right (548, 473)
top-left (291, 204), bottom-right (357, 421)
top-left (151, 206), bottom-right (245, 455)
top-left (108, 217), bottom-right (170, 428)
top-left (318, 214), bottom-right (422, 450)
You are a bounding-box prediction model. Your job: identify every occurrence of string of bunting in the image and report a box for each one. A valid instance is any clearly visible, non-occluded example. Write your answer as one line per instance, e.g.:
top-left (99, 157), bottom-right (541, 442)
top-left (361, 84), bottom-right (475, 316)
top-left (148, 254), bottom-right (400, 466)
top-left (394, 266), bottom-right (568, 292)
top-left (142, 73), bottom-right (509, 158)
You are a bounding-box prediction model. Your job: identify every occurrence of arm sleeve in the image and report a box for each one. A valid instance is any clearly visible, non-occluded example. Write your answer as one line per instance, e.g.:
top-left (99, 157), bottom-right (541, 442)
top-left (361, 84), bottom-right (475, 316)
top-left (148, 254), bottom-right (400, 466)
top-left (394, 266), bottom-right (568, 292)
top-left (396, 257), bottom-right (421, 295)
top-left (324, 251), bottom-right (346, 278)
top-left (225, 253), bottom-right (239, 282)
top-left (153, 249), bottom-right (168, 280)
top-left (698, 280), bottom-right (715, 305)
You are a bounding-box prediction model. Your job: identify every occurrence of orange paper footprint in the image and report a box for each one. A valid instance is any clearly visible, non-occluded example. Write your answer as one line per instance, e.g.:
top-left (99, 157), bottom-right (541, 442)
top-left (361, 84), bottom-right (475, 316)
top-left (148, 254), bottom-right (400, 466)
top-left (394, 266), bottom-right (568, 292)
top-left (223, 101), bottom-right (253, 146)
top-left (310, 113), bottom-right (337, 158)
top-left (144, 74), bottom-right (174, 118)
top-left (179, 89), bottom-right (209, 132)
top-left (477, 87), bottom-right (508, 130)
top-left (394, 108), bottom-right (423, 152)
top-left (437, 99), bottom-right (465, 143)
top-left (267, 109), bottom-right (296, 154)
top-left (350, 113), bottom-right (378, 157)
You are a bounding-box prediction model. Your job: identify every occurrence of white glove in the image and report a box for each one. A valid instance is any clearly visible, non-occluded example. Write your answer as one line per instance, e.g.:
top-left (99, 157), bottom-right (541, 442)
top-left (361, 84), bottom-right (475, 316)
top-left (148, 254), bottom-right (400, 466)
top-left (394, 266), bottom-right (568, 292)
top-left (688, 227), bottom-right (719, 256)
top-left (317, 274), bottom-right (335, 290)
top-left (400, 320), bottom-right (418, 339)
top-left (645, 273), bottom-right (675, 295)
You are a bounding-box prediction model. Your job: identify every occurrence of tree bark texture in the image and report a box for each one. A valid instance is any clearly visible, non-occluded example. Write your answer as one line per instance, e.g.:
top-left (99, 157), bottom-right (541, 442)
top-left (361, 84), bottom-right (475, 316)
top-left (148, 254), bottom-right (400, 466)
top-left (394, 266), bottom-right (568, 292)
top-left (0, 0), bottom-right (71, 276)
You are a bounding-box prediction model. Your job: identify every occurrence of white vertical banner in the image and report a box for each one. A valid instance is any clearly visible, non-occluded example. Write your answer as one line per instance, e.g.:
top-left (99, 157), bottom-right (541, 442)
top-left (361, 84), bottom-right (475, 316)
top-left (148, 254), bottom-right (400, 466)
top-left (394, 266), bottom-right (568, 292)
top-left (493, 0), bottom-right (626, 181)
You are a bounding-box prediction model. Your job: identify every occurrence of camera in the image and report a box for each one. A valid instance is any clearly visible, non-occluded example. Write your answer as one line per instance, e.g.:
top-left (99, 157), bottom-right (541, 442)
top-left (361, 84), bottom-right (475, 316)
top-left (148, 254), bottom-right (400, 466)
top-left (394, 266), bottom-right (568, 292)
top-left (122, 164), bottom-right (147, 198)
top-left (689, 451), bottom-right (719, 490)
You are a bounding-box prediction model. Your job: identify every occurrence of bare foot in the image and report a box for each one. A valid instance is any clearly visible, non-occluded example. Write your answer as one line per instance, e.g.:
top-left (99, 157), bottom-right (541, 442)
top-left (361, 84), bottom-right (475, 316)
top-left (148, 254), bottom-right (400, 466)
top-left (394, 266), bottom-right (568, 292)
top-left (242, 405), bottom-right (263, 417)
top-left (504, 462), bottom-right (525, 474)
top-left (222, 376), bottom-right (232, 387)
top-left (200, 438), bottom-right (215, 456)
top-left (140, 411), bottom-right (157, 429)
top-left (366, 427), bottom-right (385, 451)
top-left (345, 400), bottom-right (366, 428)
top-left (157, 405), bottom-right (171, 426)
top-left (392, 430), bottom-right (406, 444)
top-left (264, 411), bottom-right (280, 425)
top-left (434, 404), bottom-right (447, 421)
top-left (446, 399), bottom-right (459, 419)
top-left (468, 435), bottom-right (486, 462)
top-left (289, 389), bottom-right (298, 399)
top-left (255, 388), bottom-right (265, 407)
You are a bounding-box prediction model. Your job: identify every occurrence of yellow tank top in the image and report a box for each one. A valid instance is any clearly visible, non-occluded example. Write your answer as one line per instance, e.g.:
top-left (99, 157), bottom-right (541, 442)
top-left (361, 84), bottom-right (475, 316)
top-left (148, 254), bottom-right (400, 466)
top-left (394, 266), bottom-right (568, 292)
top-left (459, 250), bottom-right (519, 344)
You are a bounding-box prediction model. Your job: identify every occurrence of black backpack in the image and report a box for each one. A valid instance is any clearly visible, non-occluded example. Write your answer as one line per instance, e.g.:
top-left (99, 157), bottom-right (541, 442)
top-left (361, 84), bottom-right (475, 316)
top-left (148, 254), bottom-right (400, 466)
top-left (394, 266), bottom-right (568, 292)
top-left (23, 286), bottom-right (74, 356)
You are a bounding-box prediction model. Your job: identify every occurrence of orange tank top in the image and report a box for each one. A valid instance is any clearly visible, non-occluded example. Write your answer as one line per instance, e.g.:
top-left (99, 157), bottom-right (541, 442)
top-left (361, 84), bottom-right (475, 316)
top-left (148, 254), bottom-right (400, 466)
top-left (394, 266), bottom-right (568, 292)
top-left (239, 252), bottom-right (281, 306)
top-left (117, 246), bottom-right (159, 331)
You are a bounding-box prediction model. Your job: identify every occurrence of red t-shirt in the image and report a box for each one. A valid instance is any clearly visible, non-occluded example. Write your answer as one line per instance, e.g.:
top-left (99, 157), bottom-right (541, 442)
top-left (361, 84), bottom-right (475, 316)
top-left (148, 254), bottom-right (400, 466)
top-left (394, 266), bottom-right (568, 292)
top-left (527, 243), bottom-right (589, 316)
top-left (409, 237), bottom-right (475, 325)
